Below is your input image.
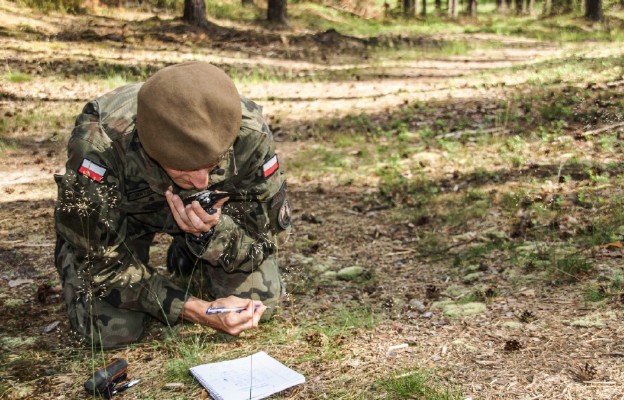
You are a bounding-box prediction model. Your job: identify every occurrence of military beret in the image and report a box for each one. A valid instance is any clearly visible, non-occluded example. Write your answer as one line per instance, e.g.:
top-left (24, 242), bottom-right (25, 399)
top-left (137, 61), bottom-right (241, 170)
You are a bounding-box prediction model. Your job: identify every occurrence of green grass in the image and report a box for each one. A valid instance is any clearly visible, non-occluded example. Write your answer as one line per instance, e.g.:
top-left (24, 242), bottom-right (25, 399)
top-left (164, 336), bottom-right (210, 381)
top-left (378, 370), bottom-right (462, 400)
top-left (206, 0), bottom-right (263, 22)
top-left (3, 71), bottom-right (32, 83)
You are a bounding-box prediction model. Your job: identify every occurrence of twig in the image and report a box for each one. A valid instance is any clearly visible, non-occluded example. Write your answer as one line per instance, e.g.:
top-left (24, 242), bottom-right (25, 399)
top-left (384, 237), bottom-right (480, 258)
top-left (384, 249), bottom-right (416, 257)
top-left (556, 160), bottom-right (564, 184)
top-left (0, 241), bottom-right (55, 247)
top-left (436, 126), bottom-right (509, 140)
top-left (582, 121), bottom-right (624, 137)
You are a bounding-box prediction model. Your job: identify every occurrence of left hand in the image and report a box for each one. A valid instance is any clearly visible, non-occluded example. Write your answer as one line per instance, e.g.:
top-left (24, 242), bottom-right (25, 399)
top-left (165, 188), bottom-right (229, 236)
top-left (182, 296), bottom-right (266, 336)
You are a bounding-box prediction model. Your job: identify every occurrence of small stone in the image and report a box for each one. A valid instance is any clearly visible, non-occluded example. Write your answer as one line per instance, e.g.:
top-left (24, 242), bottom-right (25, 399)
top-left (312, 263), bottom-right (331, 273)
top-left (465, 264), bottom-right (481, 272)
top-left (8, 278), bottom-right (34, 288)
top-left (336, 266), bottom-right (365, 281)
top-left (321, 271), bottom-right (337, 280)
top-left (422, 311), bottom-right (433, 318)
top-left (408, 299), bottom-right (426, 312)
top-left (462, 272), bottom-right (483, 283)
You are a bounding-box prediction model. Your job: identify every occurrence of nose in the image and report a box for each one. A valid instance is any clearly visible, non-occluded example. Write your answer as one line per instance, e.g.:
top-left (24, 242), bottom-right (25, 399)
top-left (189, 169), bottom-right (210, 190)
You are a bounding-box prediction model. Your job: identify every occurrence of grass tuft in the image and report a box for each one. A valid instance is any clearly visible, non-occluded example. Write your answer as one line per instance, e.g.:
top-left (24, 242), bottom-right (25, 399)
top-left (379, 370), bottom-right (462, 400)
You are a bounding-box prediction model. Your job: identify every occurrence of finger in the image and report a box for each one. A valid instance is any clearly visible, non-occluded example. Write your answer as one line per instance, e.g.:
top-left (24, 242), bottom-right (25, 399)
top-left (239, 301), bottom-right (263, 328)
top-left (186, 202), bottom-right (210, 230)
top-left (166, 191), bottom-right (190, 230)
top-left (191, 202), bottom-right (222, 228)
top-left (166, 191), bottom-right (200, 233)
top-left (251, 301), bottom-right (265, 326)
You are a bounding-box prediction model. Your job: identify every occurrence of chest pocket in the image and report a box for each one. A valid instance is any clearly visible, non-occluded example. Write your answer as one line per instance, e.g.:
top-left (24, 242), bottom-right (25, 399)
top-left (122, 186), bottom-right (165, 214)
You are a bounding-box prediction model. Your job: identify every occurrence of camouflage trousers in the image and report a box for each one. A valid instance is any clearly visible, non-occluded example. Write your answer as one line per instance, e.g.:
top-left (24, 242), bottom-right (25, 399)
top-left (54, 234), bottom-right (282, 349)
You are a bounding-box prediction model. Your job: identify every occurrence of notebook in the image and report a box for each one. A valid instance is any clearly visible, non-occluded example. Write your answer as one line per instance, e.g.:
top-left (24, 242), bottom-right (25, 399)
top-left (189, 351), bottom-right (305, 400)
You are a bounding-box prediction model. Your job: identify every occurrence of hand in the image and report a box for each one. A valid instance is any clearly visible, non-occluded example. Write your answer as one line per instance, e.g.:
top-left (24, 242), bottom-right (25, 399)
top-left (165, 188), bottom-right (229, 236)
top-left (182, 296), bottom-right (266, 336)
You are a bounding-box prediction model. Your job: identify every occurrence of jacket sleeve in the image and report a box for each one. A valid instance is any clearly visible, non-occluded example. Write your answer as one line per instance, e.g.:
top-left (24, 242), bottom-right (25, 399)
top-left (55, 104), bottom-right (187, 325)
top-left (187, 120), bottom-right (292, 273)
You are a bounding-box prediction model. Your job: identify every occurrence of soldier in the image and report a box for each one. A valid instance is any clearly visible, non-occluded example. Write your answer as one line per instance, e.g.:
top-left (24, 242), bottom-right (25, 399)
top-left (54, 61), bottom-right (291, 348)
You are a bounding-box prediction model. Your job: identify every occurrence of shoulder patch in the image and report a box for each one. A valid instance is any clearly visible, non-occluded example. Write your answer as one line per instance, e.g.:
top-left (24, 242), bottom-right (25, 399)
top-left (78, 158), bottom-right (106, 183)
top-left (278, 200), bottom-right (292, 229)
top-left (262, 154), bottom-right (279, 179)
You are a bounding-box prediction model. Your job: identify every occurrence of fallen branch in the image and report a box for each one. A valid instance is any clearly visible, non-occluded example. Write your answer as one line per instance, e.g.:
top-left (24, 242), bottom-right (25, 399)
top-left (0, 241), bottom-right (55, 247)
top-left (436, 126), bottom-right (509, 140)
top-left (582, 121), bottom-right (624, 137)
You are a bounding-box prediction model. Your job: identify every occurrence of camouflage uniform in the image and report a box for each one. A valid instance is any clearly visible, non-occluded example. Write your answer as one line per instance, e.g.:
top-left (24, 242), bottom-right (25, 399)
top-left (54, 83), bottom-right (291, 348)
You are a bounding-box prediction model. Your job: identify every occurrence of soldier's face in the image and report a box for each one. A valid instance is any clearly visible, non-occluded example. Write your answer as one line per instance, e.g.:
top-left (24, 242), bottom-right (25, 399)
top-left (162, 165), bottom-right (217, 190)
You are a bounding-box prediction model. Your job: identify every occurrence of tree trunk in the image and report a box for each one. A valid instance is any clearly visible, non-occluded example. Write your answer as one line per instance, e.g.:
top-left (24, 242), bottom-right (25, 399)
top-left (542, 0), bottom-right (551, 13)
top-left (448, 0), bottom-right (458, 17)
top-left (267, 0), bottom-right (288, 25)
top-left (183, 0), bottom-right (208, 27)
top-left (505, 0), bottom-right (513, 11)
top-left (242, 0), bottom-right (254, 6)
top-left (514, 0), bottom-right (523, 14)
top-left (403, 0), bottom-right (415, 17)
top-left (422, 0), bottom-right (427, 16)
top-left (527, 0), bottom-right (534, 14)
top-left (467, 0), bottom-right (477, 16)
top-left (435, 0), bottom-right (442, 12)
top-left (497, 0), bottom-right (508, 12)
top-left (585, 0), bottom-right (602, 20)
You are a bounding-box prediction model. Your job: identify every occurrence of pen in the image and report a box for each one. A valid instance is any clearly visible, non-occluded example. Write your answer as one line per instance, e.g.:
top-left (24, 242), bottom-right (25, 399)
top-left (113, 379), bottom-right (141, 395)
top-left (205, 305), bottom-right (269, 315)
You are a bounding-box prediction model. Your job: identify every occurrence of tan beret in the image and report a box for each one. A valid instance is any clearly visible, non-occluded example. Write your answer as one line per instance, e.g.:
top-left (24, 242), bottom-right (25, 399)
top-left (136, 61), bottom-right (241, 170)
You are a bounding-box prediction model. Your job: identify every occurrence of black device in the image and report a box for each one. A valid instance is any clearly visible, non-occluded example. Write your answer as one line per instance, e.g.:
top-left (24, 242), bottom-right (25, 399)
top-left (182, 190), bottom-right (262, 245)
top-left (84, 358), bottom-right (128, 399)
top-left (183, 190), bottom-right (260, 211)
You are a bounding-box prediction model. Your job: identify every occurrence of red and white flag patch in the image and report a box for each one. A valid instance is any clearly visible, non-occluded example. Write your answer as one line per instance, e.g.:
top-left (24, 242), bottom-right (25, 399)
top-left (78, 158), bottom-right (106, 183)
top-left (262, 154), bottom-right (279, 179)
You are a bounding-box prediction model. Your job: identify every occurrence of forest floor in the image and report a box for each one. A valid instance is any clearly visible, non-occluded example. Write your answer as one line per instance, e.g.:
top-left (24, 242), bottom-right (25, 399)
top-left (1, 1), bottom-right (624, 399)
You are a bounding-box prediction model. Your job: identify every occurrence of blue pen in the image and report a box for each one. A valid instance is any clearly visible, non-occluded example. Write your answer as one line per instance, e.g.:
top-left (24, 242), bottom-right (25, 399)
top-left (205, 305), bottom-right (269, 315)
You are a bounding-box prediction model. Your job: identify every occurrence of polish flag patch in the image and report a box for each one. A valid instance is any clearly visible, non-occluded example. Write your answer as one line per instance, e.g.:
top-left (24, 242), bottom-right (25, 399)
top-left (78, 158), bottom-right (106, 183)
top-left (262, 154), bottom-right (279, 179)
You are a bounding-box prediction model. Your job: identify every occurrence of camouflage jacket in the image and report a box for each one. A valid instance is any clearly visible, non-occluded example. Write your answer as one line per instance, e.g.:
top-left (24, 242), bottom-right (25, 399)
top-left (54, 83), bottom-right (289, 325)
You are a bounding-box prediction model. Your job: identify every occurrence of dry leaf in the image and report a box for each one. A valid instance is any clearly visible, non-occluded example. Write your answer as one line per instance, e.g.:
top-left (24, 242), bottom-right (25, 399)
top-left (42, 320), bottom-right (60, 333)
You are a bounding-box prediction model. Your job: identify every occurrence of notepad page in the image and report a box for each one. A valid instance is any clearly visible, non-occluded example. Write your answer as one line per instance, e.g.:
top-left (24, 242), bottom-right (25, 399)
top-left (190, 351), bottom-right (305, 400)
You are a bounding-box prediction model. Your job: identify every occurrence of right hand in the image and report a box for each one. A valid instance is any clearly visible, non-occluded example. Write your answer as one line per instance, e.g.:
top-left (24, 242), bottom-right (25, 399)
top-left (182, 296), bottom-right (266, 336)
top-left (165, 189), bottom-right (229, 236)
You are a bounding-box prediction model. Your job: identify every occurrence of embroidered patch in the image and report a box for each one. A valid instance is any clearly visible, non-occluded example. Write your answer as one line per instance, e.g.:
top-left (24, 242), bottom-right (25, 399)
top-left (270, 181), bottom-right (287, 209)
top-left (127, 186), bottom-right (153, 201)
top-left (278, 200), bottom-right (292, 229)
top-left (262, 154), bottom-right (279, 179)
top-left (78, 158), bottom-right (106, 183)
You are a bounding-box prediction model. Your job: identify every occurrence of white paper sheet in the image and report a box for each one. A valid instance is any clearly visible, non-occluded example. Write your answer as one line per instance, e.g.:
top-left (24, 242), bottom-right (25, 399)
top-left (189, 351), bottom-right (305, 400)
